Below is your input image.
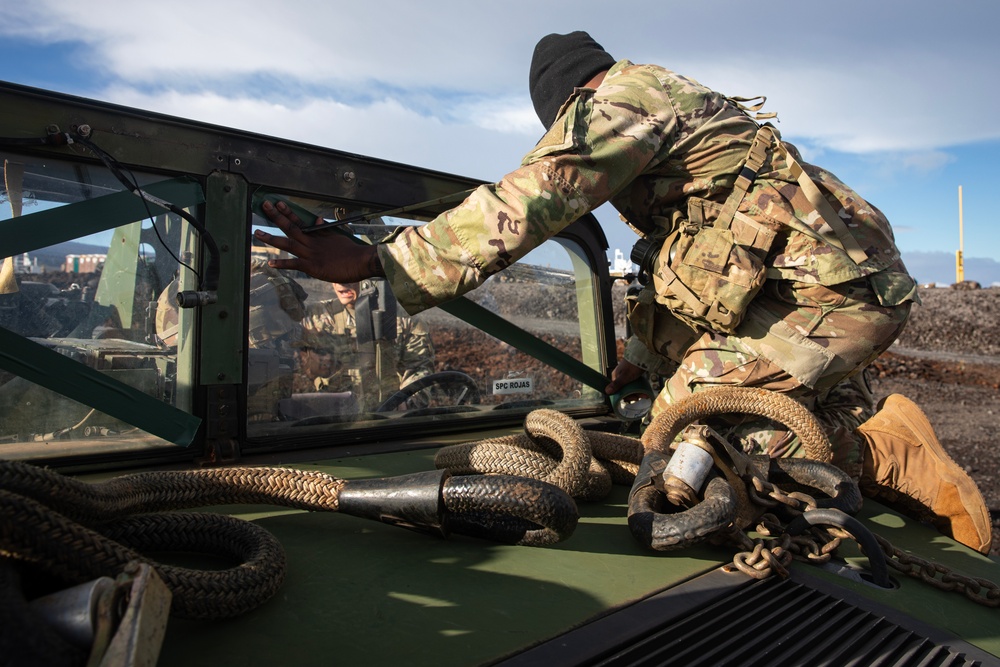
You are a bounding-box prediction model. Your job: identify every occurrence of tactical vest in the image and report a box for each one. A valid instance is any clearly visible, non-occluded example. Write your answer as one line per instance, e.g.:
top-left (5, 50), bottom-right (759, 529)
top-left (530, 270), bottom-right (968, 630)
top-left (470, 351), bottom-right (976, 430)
top-left (629, 121), bottom-right (873, 337)
top-left (247, 260), bottom-right (307, 347)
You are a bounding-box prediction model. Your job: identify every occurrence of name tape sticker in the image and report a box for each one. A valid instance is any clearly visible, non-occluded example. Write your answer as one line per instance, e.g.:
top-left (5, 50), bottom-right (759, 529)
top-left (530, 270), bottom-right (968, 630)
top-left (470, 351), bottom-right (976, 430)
top-left (492, 377), bottom-right (534, 395)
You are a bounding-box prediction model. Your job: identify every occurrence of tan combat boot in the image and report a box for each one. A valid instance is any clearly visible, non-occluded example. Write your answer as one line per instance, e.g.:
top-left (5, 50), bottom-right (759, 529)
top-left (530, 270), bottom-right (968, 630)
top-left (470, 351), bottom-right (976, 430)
top-left (857, 394), bottom-right (992, 554)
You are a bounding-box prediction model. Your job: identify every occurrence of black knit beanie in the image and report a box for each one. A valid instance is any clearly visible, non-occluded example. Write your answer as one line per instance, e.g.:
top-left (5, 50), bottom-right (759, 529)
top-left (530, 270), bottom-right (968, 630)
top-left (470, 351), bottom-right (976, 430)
top-left (529, 31), bottom-right (615, 129)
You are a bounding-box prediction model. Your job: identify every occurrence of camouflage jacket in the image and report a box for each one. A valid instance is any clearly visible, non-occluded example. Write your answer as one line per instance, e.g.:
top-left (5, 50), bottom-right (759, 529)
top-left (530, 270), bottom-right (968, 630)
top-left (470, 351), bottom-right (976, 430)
top-left (299, 300), bottom-right (435, 399)
top-left (377, 59), bottom-right (916, 372)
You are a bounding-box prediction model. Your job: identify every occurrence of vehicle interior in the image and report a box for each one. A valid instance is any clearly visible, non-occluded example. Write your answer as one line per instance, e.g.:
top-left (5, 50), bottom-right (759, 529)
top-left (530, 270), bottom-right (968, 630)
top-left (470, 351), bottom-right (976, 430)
top-left (1, 81), bottom-right (998, 666)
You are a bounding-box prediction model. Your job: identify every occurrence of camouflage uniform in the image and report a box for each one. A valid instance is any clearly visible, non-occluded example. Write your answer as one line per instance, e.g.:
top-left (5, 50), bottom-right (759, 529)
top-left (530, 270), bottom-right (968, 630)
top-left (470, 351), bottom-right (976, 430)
top-left (246, 260), bottom-right (308, 422)
top-left (376, 60), bottom-right (917, 475)
top-left (247, 259), bottom-right (307, 349)
top-left (298, 298), bottom-right (435, 411)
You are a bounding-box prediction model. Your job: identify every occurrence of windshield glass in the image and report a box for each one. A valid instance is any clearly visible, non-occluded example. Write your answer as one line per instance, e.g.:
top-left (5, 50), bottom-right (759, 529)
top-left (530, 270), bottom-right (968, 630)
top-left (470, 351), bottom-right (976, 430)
top-left (0, 153), bottom-right (201, 461)
top-left (0, 157), bottom-right (612, 463)
top-left (246, 202), bottom-right (608, 441)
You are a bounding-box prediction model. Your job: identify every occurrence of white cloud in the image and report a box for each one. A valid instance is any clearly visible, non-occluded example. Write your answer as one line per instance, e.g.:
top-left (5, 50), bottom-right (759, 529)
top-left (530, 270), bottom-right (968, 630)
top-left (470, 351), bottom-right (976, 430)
top-left (455, 98), bottom-right (542, 136)
top-left (0, 0), bottom-right (539, 92)
top-left (892, 150), bottom-right (956, 175)
top-left (2, 0), bottom-right (998, 187)
top-left (667, 51), bottom-right (999, 154)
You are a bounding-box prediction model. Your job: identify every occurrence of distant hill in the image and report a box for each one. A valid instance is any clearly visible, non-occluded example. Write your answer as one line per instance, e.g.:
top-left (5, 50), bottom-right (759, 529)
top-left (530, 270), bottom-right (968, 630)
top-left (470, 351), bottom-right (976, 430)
top-left (25, 240), bottom-right (108, 271)
top-left (23, 241), bottom-right (1000, 287)
top-left (900, 251), bottom-right (1000, 287)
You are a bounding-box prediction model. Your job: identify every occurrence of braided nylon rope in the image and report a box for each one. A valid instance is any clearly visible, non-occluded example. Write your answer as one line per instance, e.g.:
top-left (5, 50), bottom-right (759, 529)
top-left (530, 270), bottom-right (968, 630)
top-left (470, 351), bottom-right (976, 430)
top-left (642, 386), bottom-right (834, 463)
top-left (440, 474), bottom-right (579, 546)
top-left (1, 456), bottom-right (582, 616)
top-left (435, 409), bottom-right (644, 501)
top-left (436, 390), bottom-right (832, 502)
top-left (437, 393), bottom-right (844, 554)
top-left (0, 390), bottom-right (835, 618)
top-left (1, 461), bottom-right (346, 619)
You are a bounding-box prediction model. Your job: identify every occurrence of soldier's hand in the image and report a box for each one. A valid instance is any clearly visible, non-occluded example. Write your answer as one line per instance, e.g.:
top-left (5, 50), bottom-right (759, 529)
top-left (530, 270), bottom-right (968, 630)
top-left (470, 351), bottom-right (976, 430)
top-left (254, 200), bottom-right (384, 283)
top-left (605, 359), bottom-right (645, 395)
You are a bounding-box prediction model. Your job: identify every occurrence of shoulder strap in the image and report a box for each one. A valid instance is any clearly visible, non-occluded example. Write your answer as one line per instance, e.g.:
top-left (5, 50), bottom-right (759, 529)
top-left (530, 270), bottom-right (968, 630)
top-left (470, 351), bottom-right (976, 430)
top-left (726, 95), bottom-right (779, 122)
top-left (714, 122), bottom-right (870, 266)
top-left (778, 147), bottom-right (870, 265)
top-left (713, 124), bottom-right (776, 231)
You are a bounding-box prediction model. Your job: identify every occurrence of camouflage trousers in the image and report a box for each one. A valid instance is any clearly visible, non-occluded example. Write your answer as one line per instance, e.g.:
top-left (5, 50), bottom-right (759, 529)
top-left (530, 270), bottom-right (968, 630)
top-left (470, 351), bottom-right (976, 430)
top-left (649, 278), bottom-right (912, 478)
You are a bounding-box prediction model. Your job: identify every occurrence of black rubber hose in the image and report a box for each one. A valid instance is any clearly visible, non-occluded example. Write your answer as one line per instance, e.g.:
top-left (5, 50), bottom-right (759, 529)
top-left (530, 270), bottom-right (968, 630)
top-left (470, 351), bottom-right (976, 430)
top-left (628, 476), bottom-right (738, 551)
top-left (786, 508), bottom-right (891, 588)
top-left (755, 456), bottom-right (863, 515)
top-left (442, 475), bottom-right (579, 547)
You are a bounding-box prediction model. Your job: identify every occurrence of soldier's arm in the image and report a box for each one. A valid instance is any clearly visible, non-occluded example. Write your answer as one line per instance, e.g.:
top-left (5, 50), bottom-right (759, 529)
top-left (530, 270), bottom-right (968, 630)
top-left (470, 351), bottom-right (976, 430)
top-left (378, 69), bottom-right (676, 314)
top-left (396, 317), bottom-right (435, 385)
top-left (257, 68), bottom-right (676, 314)
top-left (255, 201), bottom-right (386, 284)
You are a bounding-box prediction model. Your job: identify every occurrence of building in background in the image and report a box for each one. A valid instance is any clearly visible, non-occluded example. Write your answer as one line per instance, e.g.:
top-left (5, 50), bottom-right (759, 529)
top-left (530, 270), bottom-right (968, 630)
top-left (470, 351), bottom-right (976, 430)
top-left (63, 253), bottom-right (106, 273)
top-left (13, 252), bottom-right (40, 274)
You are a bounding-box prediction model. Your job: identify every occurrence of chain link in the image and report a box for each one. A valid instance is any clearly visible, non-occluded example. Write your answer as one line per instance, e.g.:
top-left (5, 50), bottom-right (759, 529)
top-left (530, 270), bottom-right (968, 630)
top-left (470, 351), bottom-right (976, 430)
top-left (727, 472), bottom-right (1000, 608)
top-left (874, 534), bottom-right (1000, 607)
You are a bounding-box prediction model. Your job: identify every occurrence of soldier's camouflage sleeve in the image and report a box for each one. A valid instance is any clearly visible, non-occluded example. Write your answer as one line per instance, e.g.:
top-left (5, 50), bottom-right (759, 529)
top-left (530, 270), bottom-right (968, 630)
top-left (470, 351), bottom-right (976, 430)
top-left (397, 316), bottom-right (435, 385)
top-left (378, 62), bottom-right (678, 314)
top-left (623, 335), bottom-right (668, 374)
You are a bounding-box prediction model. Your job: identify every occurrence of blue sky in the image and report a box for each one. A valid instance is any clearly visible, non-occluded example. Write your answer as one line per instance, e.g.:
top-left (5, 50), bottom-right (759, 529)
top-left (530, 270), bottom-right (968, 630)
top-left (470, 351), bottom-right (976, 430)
top-left (2, 0), bottom-right (999, 284)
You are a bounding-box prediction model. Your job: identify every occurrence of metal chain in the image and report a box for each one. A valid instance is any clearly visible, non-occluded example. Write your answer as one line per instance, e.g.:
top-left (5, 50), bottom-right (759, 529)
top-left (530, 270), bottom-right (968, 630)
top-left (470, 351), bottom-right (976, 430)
top-left (874, 534), bottom-right (1000, 608)
top-left (723, 472), bottom-right (1000, 608)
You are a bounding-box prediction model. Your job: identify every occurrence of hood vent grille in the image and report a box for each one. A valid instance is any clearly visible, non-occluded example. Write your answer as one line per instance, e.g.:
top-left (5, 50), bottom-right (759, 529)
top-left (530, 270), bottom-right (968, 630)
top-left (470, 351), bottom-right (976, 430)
top-left (594, 576), bottom-right (987, 667)
top-left (499, 567), bottom-right (997, 667)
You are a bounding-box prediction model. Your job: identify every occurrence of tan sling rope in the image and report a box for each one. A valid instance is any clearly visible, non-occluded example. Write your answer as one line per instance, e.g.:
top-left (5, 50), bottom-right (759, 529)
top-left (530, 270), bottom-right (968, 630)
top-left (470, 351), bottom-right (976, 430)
top-left (1, 159), bottom-right (24, 294)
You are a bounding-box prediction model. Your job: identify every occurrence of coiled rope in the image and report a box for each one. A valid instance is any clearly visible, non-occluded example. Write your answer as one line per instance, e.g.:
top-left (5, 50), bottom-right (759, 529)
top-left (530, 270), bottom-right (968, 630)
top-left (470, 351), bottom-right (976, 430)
top-left (641, 386), bottom-right (833, 463)
top-left (435, 409), bottom-right (644, 501)
top-left (0, 459), bottom-right (577, 619)
top-left (436, 389), bottom-right (836, 501)
top-left (436, 391), bottom-right (853, 554)
top-left (0, 388), bottom-right (845, 620)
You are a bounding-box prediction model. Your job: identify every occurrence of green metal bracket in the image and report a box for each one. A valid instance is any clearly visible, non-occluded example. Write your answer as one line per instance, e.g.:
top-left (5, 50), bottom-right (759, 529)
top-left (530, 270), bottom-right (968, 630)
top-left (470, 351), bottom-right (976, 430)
top-left (0, 326), bottom-right (201, 446)
top-left (439, 297), bottom-right (610, 394)
top-left (0, 177), bottom-right (204, 257)
top-left (200, 173), bottom-right (249, 386)
top-left (93, 222), bottom-right (143, 329)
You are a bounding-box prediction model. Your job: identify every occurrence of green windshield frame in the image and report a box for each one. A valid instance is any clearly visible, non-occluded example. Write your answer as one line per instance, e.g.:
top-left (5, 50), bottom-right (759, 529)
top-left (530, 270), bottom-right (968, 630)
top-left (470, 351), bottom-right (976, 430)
top-left (0, 175), bottom-right (205, 446)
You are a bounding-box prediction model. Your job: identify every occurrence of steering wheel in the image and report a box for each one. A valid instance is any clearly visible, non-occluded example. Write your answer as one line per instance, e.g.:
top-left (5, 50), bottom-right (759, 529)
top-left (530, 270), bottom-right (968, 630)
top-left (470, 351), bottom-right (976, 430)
top-left (375, 371), bottom-right (481, 413)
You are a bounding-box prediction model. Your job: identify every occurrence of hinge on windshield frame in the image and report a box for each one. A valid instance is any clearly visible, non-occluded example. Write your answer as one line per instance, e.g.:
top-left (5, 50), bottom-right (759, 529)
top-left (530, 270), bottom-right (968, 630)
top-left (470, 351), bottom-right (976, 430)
top-left (198, 384), bottom-right (241, 465)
